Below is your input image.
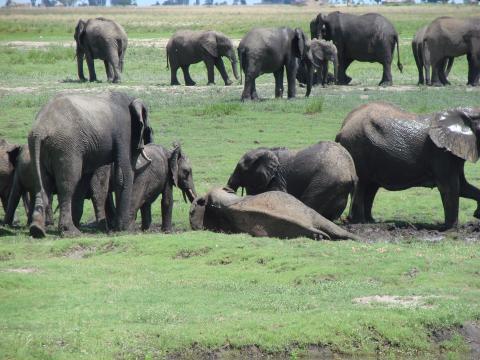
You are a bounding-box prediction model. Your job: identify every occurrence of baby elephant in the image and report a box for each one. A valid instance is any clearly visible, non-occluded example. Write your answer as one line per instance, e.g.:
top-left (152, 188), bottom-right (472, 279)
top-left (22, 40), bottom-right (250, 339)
top-left (190, 188), bottom-right (361, 241)
top-left (297, 39), bottom-right (338, 87)
top-left (227, 142), bottom-right (357, 221)
top-left (166, 30), bottom-right (239, 86)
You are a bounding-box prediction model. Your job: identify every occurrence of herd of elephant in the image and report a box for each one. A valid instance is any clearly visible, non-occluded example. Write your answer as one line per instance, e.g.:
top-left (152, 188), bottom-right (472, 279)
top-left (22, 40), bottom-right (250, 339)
top-left (75, 14), bottom-right (480, 99)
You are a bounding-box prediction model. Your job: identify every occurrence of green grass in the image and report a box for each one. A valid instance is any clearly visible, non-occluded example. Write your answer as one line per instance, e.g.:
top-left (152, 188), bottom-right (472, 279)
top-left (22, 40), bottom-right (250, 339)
top-left (0, 4), bottom-right (480, 358)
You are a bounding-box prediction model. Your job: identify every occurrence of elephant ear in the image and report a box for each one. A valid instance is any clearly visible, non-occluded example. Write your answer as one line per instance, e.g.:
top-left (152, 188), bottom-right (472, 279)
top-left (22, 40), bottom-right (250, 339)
top-left (75, 20), bottom-right (86, 43)
top-left (201, 32), bottom-right (218, 58)
top-left (251, 149), bottom-right (280, 192)
top-left (428, 108), bottom-right (480, 163)
top-left (169, 144), bottom-right (182, 187)
top-left (129, 98), bottom-right (150, 151)
top-left (6, 145), bottom-right (21, 168)
top-left (293, 28), bottom-right (306, 59)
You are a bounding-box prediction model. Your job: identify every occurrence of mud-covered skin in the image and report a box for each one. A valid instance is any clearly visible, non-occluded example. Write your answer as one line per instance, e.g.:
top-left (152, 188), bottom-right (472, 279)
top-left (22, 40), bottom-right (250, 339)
top-left (227, 142), bottom-right (357, 221)
top-left (166, 30), bottom-right (239, 86)
top-left (310, 12), bottom-right (403, 86)
top-left (336, 101), bottom-right (480, 228)
top-left (190, 188), bottom-right (362, 241)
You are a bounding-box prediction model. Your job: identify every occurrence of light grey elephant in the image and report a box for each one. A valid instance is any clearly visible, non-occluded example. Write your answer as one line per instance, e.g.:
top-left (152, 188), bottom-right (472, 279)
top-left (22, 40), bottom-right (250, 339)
top-left (297, 39), bottom-right (338, 87)
top-left (74, 17), bottom-right (128, 83)
top-left (189, 187), bottom-right (362, 241)
top-left (166, 30), bottom-right (239, 86)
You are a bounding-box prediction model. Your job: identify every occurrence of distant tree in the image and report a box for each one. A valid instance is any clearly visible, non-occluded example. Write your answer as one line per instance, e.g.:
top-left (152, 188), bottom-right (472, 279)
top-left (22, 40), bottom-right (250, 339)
top-left (240, 0), bottom-right (246, 4)
top-left (42, 0), bottom-right (56, 6)
top-left (30, 0), bottom-right (37, 6)
top-left (195, 0), bottom-right (200, 4)
top-left (88, 0), bottom-right (107, 5)
top-left (204, 0), bottom-right (213, 4)
top-left (57, 0), bottom-right (76, 6)
top-left (111, 0), bottom-right (131, 5)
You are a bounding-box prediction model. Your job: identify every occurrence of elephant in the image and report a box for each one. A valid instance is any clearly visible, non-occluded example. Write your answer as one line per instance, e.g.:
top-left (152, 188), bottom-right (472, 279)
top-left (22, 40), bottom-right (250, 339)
top-left (412, 23), bottom-right (453, 85)
top-left (74, 17), bottom-right (128, 83)
top-left (0, 139), bottom-right (26, 218)
top-left (28, 91), bottom-right (153, 238)
top-left (226, 142), bottom-right (357, 221)
top-left (297, 39), bottom-right (338, 87)
top-left (422, 17), bottom-right (480, 86)
top-left (189, 187), bottom-right (362, 241)
top-left (166, 30), bottom-right (239, 86)
top-left (310, 12), bottom-right (403, 86)
top-left (335, 101), bottom-right (480, 229)
top-left (238, 27), bottom-right (311, 100)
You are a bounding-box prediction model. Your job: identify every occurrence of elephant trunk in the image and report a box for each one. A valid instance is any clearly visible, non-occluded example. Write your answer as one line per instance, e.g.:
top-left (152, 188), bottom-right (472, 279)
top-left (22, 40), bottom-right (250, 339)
top-left (226, 174), bottom-right (240, 192)
top-left (230, 55), bottom-right (239, 81)
top-left (332, 56), bottom-right (338, 84)
top-left (183, 188), bottom-right (197, 203)
top-left (306, 62), bottom-right (313, 97)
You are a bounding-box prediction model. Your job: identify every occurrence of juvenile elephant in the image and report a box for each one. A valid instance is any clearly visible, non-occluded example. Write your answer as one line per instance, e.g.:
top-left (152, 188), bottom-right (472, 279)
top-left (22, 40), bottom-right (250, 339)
top-left (297, 39), bottom-right (338, 87)
top-left (166, 30), bottom-right (239, 86)
top-left (190, 187), bottom-right (362, 241)
top-left (28, 91), bottom-right (153, 238)
top-left (0, 139), bottom-right (23, 217)
top-left (310, 12), bottom-right (403, 86)
top-left (412, 23), bottom-right (453, 85)
top-left (75, 17), bottom-right (128, 83)
top-left (336, 102), bottom-right (480, 229)
top-left (226, 142), bottom-right (357, 221)
top-left (423, 17), bottom-right (480, 86)
top-left (238, 27), bottom-right (310, 100)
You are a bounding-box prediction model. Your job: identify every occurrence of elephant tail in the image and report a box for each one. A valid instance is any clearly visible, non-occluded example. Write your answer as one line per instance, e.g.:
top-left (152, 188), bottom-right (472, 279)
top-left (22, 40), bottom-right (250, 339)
top-left (29, 134), bottom-right (45, 197)
top-left (238, 47), bottom-right (245, 85)
top-left (395, 34), bottom-right (403, 73)
top-left (166, 47), bottom-right (170, 70)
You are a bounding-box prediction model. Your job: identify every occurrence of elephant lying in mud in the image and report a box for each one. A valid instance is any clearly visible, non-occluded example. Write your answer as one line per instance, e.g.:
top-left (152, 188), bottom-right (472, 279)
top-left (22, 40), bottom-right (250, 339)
top-left (189, 187), bottom-right (362, 241)
top-left (336, 102), bottom-right (480, 229)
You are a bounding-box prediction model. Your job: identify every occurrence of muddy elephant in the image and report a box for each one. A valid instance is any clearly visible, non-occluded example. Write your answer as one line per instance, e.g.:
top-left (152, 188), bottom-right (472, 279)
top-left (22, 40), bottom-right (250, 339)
top-left (227, 142), bottom-right (357, 221)
top-left (28, 91), bottom-right (153, 238)
top-left (423, 17), bottom-right (480, 86)
top-left (336, 102), bottom-right (480, 229)
top-left (238, 27), bottom-right (311, 100)
top-left (75, 17), bottom-right (128, 83)
top-left (166, 30), bottom-right (239, 86)
top-left (310, 12), bottom-right (403, 86)
top-left (190, 188), bottom-right (361, 241)
top-left (412, 23), bottom-right (453, 85)
top-left (297, 39), bottom-right (338, 88)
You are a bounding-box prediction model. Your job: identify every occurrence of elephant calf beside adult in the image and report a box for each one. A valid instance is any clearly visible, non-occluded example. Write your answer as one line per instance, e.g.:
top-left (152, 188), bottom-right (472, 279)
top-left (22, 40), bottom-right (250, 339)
top-left (227, 142), bottom-right (357, 221)
top-left (336, 102), bottom-right (480, 229)
top-left (297, 39), bottom-right (338, 88)
top-left (166, 30), bottom-right (239, 86)
top-left (310, 12), bottom-right (403, 86)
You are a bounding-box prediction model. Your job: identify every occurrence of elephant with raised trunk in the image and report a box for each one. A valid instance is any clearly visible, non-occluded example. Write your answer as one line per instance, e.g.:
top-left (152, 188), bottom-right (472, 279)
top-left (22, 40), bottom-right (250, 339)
top-left (75, 17), bottom-right (128, 83)
top-left (190, 188), bottom-right (362, 241)
top-left (336, 102), bottom-right (480, 229)
top-left (166, 30), bottom-right (239, 86)
top-left (238, 27), bottom-right (311, 100)
top-left (227, 142), bottom-right (357, 221)
top-left (310, 12), bottom-right (403, 86)
top-left (423, 17), bottom-right (480, 86)
top-left (297, 39), bottom-right (338, 88)
top-left (28, 91), bottom-right (153, 238)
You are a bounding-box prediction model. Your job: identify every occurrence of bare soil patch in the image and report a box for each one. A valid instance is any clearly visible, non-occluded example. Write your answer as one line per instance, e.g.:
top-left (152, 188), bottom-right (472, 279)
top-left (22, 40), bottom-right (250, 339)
top-left (353, 295), bottom-right (434, 308)
top-left (4, 267), bottom-right (38, 273)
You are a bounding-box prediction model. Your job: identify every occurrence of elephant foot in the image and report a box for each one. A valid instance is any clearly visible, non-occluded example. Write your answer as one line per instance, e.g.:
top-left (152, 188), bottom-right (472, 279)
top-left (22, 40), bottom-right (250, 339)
top-left (207, 81), bottom-right (215, 86)
top-left (89, 78), bottom-right (97, 83)
top-left (79, 77), bottom-right (87, 82)
top-left (379, 80), bottom-right (392, 87)
top-left (59, 225), bottom-right (81, 238)
top-left (185, 81), bottom-right (196, 86)
top-left (97, 219), bottom-right (109, 233)
top-left (29, 222), bottom-right (46, 239)
top-left (224, 79), bottom-right (233, 86)
top-left (171, 80), bottom-right (181, 86)
top-left (431, 81), bottom-right (444, 87)
top-left (473, 208), bottom-right (480, 219)
top-left (337, 79), bottom-right (351, 85)
top-left (161, 226), bottom-right (172, 233)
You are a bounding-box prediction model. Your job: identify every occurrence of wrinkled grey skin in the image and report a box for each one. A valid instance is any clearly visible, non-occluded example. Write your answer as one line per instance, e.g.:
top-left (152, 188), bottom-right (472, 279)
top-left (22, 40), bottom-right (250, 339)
top-left (190, 188), bottom-right (362, 241)
top-left (166, 30), bottom-right (239, 86)
top-left (75, 17), bottom-right (128, 83)
top-left (336, 102), bottom-right (480, 229)
top-left (423, 17), bottom-right (480, 86)
top-left (0, 139), bottom-right (24, 218)
top-left (310, 12), bottom-right (403, 86)
top-left (227, 142), bottom-right (357, 221)
top-left (28, 91), bottom-right (153, 238)
top-left (238, 27), bottom-right (311, 100)
top-left (297, 39), bottom-right (338, 87)
top-left (412, 24), bottom-right (453, 85)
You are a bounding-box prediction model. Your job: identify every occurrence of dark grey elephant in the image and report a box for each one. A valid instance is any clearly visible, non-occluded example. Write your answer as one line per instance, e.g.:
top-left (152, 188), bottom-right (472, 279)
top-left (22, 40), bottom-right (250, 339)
top-left (412, 23), bottom-right (453, 85)
top-left (423, 17), bottom-right (480, 86)
top-left (336, 102), bottom-right (480, 229)
top-left (0, 139), bottom-right (24, 218)
top-left (74, 17), bottom-right (128, 83)
top-left (238, 27), bottom-right (310, 100)
top-left (297, 39), bottom-right (338, 87)
top-left (226, 142), bottom-right (357, 221)
top-left (166, 30), bottom-right (239, 86)
top-left (190, 187), bottom-right (362, 241)
top-left (28, 91), bottom-right (153, 238)
top-left (310, 12), bottom-right (403, 86)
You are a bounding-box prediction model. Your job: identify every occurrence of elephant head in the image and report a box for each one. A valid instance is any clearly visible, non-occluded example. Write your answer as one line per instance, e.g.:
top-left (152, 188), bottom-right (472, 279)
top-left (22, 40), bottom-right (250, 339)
top-left (227, 148), bottom-right (281, 196)
top-left (169, 144), bottom-right (197, 202)
top-left (74, 19), bottom-right (86, 54)
top-left (429, 107), bottom-right (480, 163)
top-left (310, 13), bottom-right (332, 40)
top-left (201, 31), bottom-right (239, 81)
top-left (129, 99), bottom-right (153, 163)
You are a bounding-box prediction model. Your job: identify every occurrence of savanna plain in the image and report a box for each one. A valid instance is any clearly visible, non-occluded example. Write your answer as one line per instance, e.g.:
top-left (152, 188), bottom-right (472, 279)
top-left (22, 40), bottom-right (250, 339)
top-left (1, 4), bottom-right (480, 359)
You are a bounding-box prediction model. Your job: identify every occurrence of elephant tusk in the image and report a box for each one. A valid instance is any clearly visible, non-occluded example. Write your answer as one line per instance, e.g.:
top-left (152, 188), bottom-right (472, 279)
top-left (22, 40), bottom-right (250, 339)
top-left (188, 188), bottom-right (197, 202)
top-left (140, 149), bottom-right (152, 163)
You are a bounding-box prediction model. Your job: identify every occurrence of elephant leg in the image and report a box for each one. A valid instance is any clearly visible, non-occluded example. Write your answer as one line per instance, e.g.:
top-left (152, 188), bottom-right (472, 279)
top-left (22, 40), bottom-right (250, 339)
top-left (71, 184), bottom-right (86, 229)
top-left (182, 65), bottom-right (196, 86)
top-left (161, 186), bottom-right (173, 232)
top-left (285, 62), bottom-right (297, 99)
top-left (90, 165), bottom-right (111, 232)
top-left (85, 53), bottom-right (97, 82)
top-left (113, 158), bottom-right (134, 232)
top-left (27, 191), bottom-right (35, 225)
top-left (107, 50), bottom-right (121, 83)
top-left (458, 169), bottom-right (480, 219)
top-left (347, 180), bottom-right (368, 223)
top-left (55, 161), bottom-right (82, 237)
top-left (430, 60), bottom-right (443, 87)
top-left (337, 58), bottom-right (352, 85)
top-left (104, 60), bottom-right (114, 82)
top-left (469, 51), bottom-right (480, 86)
top-left (4, 172), bottom-right (22, 226)
top-left (204, 59), bottom-right (215, 85)
top-left (170, 64), bottom-right (181, 85)
top-left (251, 78), bottom-right (259, 100)
top-left (105, 192), bottom-right (116, 231)
top-left (140, 203), bottom-right (152, 232)
top-left (379, 61), bottom-right (393, 86)
top-left (214, 58), bottom-right (232, 86)
top-left (437, 178), bottom-right (460, 229)
top-left (241, 73), bottom-right (255, 101)
top-left (45, 192), bottom-right (54, 226)
top-left (413, 46), bottom-right (424, 85)
top-left (273, 68), bottom-right (284, 98)
top-left (364, 183), bottom-right (379, 223)
top-left (321, 62), bottom-right (328, 87)
top-left (438, 58), bottom-right (450, 85)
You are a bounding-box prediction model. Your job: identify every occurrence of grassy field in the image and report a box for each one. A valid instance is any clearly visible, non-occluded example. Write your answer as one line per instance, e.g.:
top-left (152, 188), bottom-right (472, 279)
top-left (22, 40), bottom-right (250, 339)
top-left (1, 4), bottom-right (480, 359)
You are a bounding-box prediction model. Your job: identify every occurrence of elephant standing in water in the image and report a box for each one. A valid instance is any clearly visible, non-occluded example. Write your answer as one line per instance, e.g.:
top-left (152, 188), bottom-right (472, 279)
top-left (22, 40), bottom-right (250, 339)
top-left (166, 30), bottom-right (239, 86)
top-left (28, 91), bottom-right (153, 238)
top-left (310, 12), bottom-right (403, 86)
top-left (227, 142), bottom-right (357, 221)
top-left (190, 188), bottom-right (362, 241)
top-left (75, 17), bottom-right (128, 83)
top-left (336, 102), bottom-right (480, 229)
top-left (238, 27), bottom-right (311, 100)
